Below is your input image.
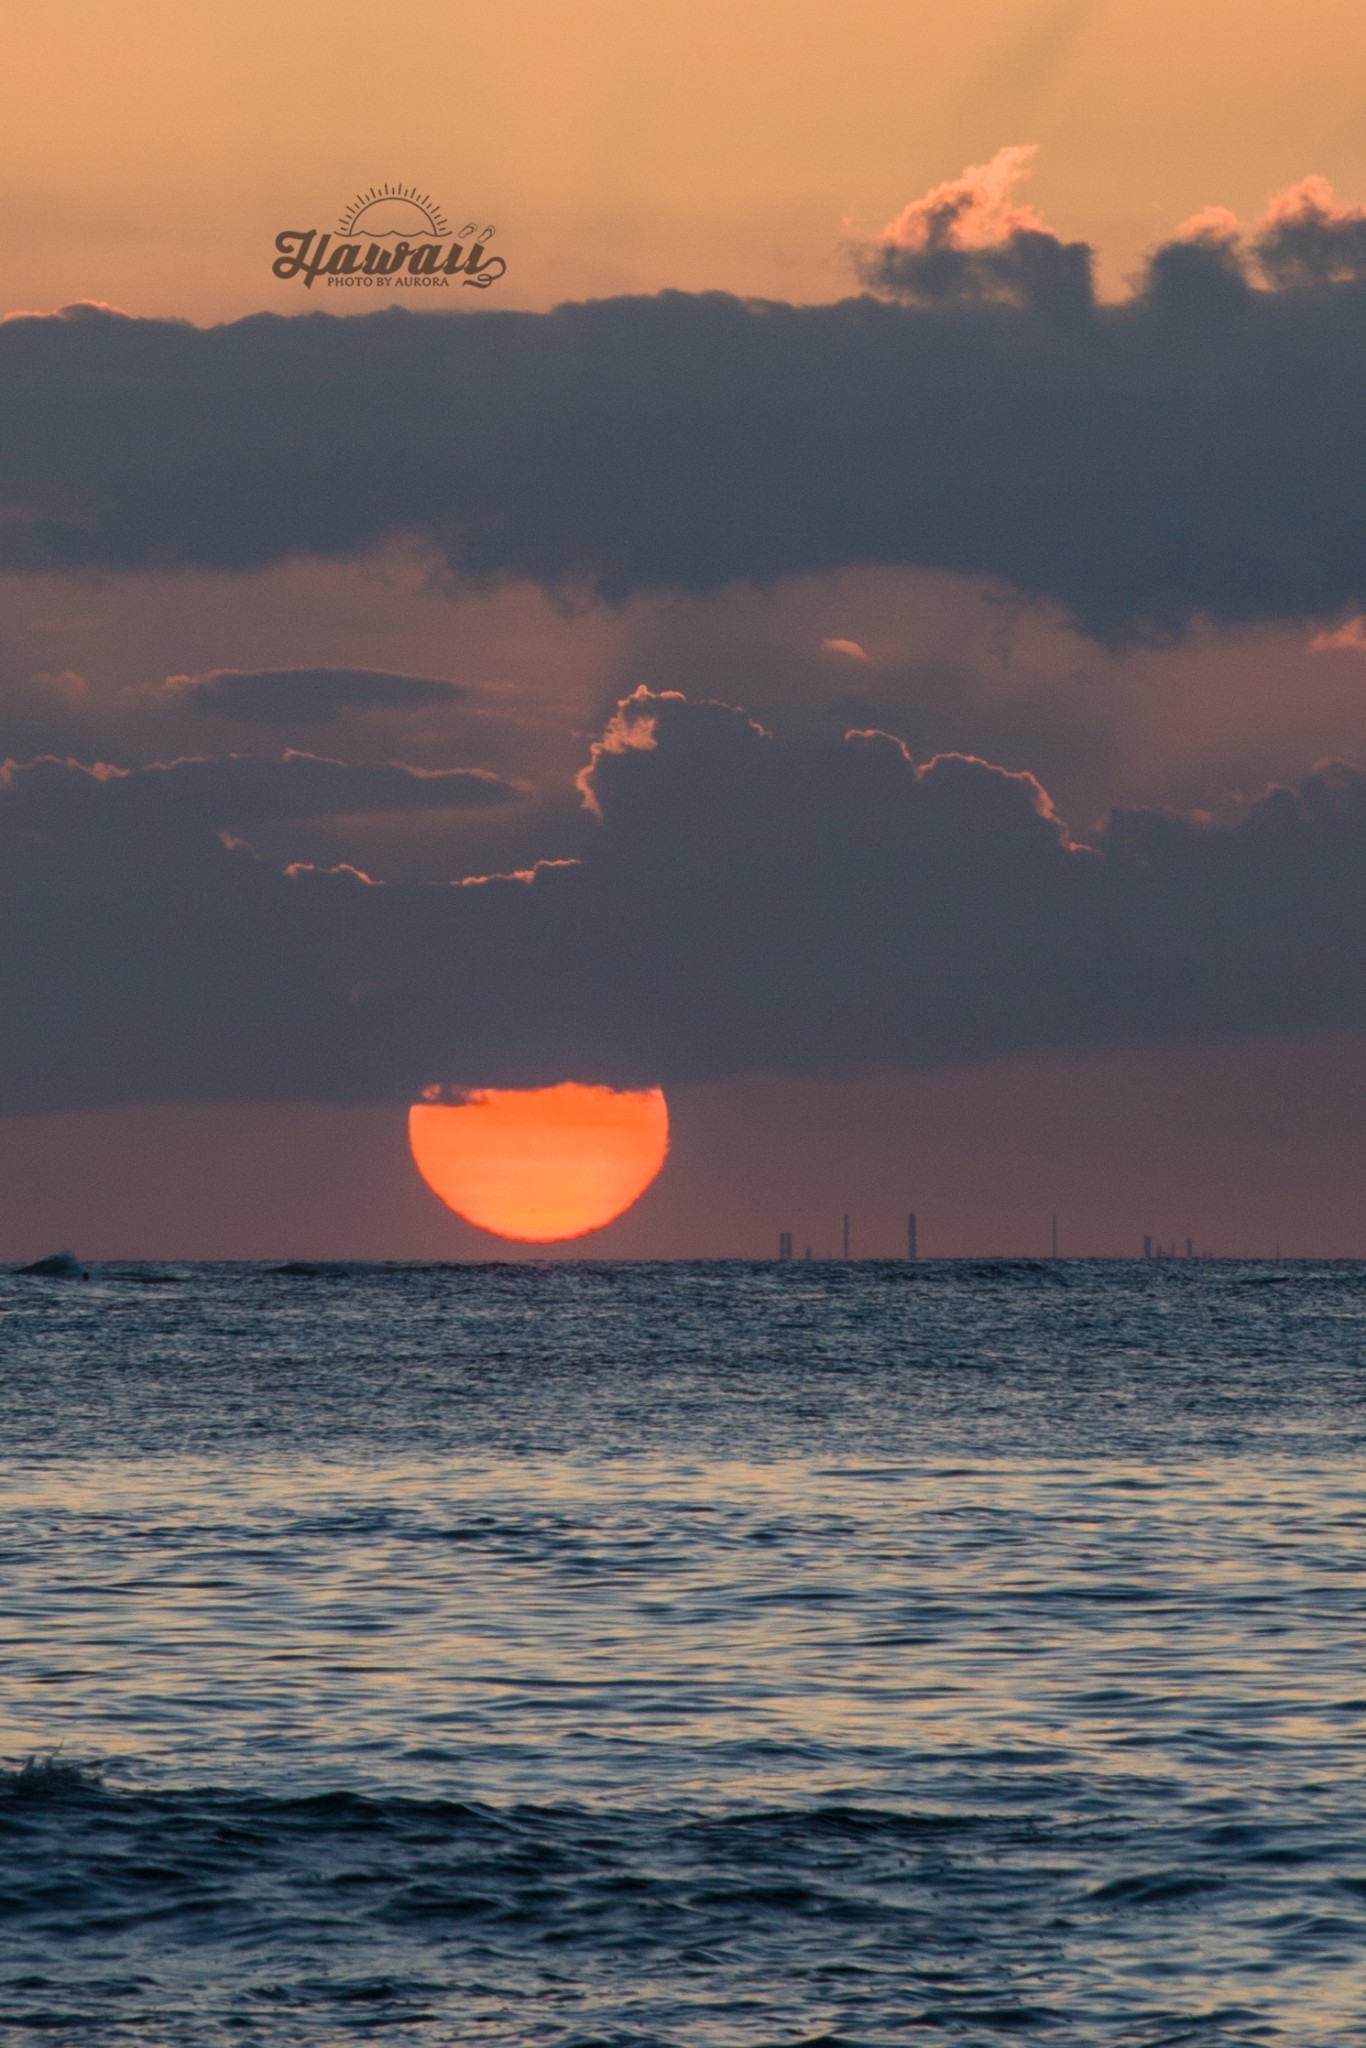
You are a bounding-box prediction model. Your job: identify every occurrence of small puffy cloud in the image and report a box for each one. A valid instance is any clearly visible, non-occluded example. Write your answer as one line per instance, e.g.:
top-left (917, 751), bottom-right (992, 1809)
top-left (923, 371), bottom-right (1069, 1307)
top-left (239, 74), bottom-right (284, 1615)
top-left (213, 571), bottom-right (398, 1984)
top-left (1170, 206), bottom-right (1242, 247)
top-left (850, 145), bottom-right (1094, 312)
top-left (1157, 175), bottom-right (1366, 294)
top-left (172, 667), bottom-right (466, 723)
top-left (1255, 175), bottom-right (1366, 288)
top-left (820, 637), bottom-right (870, 662)
top-left (1309, 616), bottom-right (1366, 654)
top-left (868, 144), bottom-right (1047, 255)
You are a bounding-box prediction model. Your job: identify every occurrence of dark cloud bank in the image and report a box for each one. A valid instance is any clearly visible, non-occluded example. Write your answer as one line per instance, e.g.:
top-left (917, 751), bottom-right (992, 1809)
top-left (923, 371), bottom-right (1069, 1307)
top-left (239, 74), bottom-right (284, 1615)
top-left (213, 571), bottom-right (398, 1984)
top-left (9, 168), bottom-right (1366, 1110)
top-left (4, 168), bottom-right (1366, 640)
top-left (177, 669), bottom-right (465, 723)
top-left (2, 752), bottom-right (516, 833)
top-left (5, 692), bottom-right (1366, 1112)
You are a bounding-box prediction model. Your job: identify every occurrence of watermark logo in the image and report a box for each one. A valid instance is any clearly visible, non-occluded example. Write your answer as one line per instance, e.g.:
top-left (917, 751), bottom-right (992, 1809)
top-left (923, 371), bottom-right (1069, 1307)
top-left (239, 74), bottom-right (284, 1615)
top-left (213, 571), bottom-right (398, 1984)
top-left (272, 183), bottom-right (506, 293)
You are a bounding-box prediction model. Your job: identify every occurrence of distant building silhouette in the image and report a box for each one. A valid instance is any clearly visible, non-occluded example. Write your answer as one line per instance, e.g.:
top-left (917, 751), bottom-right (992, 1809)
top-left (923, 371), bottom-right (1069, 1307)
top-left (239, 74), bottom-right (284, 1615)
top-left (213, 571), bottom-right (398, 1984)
top-left (907, 1212), bottom-right (918, 1261)
top-left (842, 1212), bottom-right (850, 1259)
top-left (778, 1231), bottom-right (793, 1261)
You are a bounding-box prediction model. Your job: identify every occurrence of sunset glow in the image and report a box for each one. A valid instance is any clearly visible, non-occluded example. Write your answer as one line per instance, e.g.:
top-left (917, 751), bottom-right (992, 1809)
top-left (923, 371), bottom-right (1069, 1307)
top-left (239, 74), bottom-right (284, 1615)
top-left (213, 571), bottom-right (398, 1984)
top-left (408, 1083), bottom-right (669, 1242)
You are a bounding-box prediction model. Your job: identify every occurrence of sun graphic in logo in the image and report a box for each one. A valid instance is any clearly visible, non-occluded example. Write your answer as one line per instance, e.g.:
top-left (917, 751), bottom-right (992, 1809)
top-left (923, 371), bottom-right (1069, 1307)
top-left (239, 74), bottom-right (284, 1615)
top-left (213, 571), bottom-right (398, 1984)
top-left (338, 184), bottom-right (451, 239)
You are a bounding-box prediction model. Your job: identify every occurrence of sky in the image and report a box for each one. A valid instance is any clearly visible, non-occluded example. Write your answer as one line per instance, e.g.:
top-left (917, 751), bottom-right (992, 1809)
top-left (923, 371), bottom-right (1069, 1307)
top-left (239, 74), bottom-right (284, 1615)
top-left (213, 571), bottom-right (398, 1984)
top-left (6, 0), bottom-right (1366, 1258)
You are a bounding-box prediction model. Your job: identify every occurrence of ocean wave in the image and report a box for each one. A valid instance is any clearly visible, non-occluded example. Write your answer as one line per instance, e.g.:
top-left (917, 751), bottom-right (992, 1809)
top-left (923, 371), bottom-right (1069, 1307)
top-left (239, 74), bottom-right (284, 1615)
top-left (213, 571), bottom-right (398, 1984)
top-left (1, 1771), bottom-right (1360, 2042)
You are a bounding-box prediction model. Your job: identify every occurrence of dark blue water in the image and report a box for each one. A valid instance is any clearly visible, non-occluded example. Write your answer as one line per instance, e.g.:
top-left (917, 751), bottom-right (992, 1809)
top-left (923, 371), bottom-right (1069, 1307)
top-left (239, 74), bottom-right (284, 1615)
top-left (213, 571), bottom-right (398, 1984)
top-left (3, 1259), bottom-right (1366, 2043)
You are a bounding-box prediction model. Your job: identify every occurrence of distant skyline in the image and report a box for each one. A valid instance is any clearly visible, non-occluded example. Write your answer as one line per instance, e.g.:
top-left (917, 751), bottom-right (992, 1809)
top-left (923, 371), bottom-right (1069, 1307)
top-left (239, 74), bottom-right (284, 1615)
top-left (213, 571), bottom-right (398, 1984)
top-left (6, 1035), bottom-right (1366, 1262)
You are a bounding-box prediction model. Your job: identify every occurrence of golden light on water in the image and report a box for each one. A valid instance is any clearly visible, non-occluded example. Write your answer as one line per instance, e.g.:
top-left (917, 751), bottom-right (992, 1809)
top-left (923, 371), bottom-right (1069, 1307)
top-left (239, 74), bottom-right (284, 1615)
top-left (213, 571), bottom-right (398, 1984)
top-left (408, 1083), bottom-right (669, 1242)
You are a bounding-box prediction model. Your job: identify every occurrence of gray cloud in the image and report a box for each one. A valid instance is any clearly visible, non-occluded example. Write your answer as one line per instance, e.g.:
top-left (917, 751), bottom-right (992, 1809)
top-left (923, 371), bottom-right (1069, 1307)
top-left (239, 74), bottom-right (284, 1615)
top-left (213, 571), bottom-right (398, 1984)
top-left (854, 223), bottom-right (1094, 313)
top-left (175, 667), bottom-right (465, 723)
top-left (3, 692), bottom-right (1366, 1113)
top-left (4, 209), bottom-right (1366, 638)
top-left (1254, 178), bottom-right (1366, 290)
top-left (849, 146), bottom-right (1095, 314)
top-left (0, 751), bottom-right (519, 837)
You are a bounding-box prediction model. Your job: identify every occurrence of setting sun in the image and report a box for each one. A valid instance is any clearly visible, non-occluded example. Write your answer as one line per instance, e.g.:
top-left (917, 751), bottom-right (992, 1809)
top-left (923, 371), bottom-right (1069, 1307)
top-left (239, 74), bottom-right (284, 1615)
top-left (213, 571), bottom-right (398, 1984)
top-left (408, 1083), bottom-right (669, 1242)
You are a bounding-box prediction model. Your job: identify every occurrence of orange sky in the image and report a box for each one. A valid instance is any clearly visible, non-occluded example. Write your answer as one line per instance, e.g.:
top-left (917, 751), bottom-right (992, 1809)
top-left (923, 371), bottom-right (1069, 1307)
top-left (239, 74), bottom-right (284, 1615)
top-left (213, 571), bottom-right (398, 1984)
top-left (6, 0), bottom-right (1366, 320)
top-left (8, 0), bottom-right (1366, 1258)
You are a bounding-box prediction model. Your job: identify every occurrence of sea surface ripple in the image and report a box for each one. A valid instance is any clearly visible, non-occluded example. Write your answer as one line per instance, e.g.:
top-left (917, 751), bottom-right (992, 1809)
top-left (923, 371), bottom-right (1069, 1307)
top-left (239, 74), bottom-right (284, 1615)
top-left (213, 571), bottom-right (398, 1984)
top-left (2, 1259), bottom-right (1366, 2043)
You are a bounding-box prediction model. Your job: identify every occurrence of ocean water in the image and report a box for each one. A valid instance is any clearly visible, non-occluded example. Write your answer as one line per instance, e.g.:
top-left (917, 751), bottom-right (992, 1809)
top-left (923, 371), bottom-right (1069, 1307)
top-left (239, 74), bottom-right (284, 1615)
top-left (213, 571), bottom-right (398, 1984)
top-left (3, 1260), bottom-right (1366, 2046)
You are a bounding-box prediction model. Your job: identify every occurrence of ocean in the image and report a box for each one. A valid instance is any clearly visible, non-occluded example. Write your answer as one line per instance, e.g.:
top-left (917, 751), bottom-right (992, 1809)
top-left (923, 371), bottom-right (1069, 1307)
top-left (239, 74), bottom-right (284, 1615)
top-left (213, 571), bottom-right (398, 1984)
top-left (3, 1258), bottom-right (1366, 2044)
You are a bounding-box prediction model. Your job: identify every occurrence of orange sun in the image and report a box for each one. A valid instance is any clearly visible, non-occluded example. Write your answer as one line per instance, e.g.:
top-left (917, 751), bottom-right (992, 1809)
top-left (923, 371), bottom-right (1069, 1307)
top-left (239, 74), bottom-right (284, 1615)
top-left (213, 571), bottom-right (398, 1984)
top-left (408, 1083), bottom-right (669, 1242)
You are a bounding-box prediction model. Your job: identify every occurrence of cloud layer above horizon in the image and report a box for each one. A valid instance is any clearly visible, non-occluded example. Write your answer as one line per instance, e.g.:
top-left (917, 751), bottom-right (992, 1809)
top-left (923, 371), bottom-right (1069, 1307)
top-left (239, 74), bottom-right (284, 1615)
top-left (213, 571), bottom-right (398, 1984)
top-left (10, 157), bottom-right (1366, 1118)
top-left (5, 689), bottom-right (1366, 1113)
top-left (5, 156), bottom-right (1366, 640)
